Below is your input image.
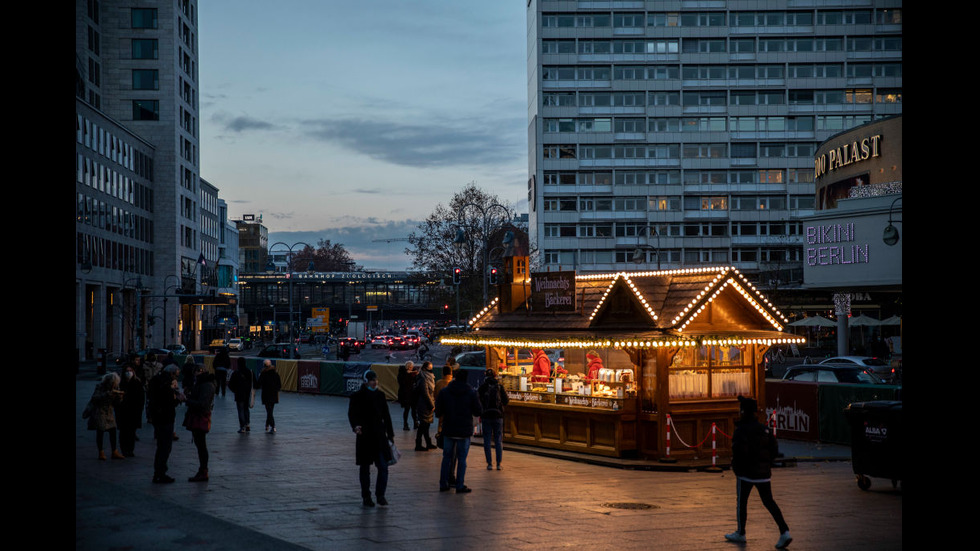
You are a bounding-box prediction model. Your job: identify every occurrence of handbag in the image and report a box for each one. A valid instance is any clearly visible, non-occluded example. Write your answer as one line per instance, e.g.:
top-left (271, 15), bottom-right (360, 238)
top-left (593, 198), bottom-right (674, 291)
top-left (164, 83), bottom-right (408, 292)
top-left (185, 409), bottom-right (212, 432)
top-left (387, 439), bottom-right (401, 465)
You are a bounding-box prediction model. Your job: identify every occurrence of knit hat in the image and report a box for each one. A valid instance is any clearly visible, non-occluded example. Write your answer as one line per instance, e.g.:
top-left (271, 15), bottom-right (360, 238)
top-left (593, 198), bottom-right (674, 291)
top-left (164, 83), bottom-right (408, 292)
top-left (363, 370), bottom-right (378, 382)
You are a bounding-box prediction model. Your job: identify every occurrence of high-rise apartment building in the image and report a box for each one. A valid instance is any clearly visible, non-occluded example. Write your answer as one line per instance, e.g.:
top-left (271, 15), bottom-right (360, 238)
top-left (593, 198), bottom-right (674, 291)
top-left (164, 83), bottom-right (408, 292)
top-left (527, 1), bottom-right (902, 280)
top-left (76, 0), bottom-right (207, 358)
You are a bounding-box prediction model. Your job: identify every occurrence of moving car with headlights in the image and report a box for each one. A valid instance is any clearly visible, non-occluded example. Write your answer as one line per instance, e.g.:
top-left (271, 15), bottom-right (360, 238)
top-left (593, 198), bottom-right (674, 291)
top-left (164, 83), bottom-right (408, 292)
top-left (227, 338), bottom-right (244, 351)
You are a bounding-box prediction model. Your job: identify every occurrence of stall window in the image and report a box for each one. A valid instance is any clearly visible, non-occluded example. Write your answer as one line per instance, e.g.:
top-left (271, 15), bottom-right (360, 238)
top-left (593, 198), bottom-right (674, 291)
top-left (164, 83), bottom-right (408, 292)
top-left (668, 345), bottom-right (754, 400)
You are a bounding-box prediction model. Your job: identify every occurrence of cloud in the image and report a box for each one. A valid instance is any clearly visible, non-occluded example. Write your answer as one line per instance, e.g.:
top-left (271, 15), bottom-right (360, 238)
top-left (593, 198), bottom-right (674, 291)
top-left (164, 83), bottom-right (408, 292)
top-left (211, 112), bottom-right (278, 133)
top-left (269, 219), bottom-right (423, 271)
top-left (300, 117), bottom-right (523, 169)
top-left (264, 211), bottom-right (295, 220)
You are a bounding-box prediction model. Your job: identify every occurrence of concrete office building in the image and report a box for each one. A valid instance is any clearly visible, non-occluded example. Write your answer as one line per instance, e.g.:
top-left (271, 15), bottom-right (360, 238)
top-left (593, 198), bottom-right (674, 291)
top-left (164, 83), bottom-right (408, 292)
top-left (76, 0), bottom-right (211, 359)
top-left (527, 0), bottom-right (902, 282)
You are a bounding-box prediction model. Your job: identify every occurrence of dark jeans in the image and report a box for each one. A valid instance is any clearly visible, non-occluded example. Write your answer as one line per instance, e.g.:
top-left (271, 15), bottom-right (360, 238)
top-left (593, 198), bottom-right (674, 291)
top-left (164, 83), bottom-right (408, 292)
top-left (359, 451), bottom-right (389, 499)
top-left (482, 417), bottom-right (503, 466)
top-left (96, 428), bottom-right (117, 452)
top-left (402, 405), bottom-right (417, 428)
top-left (215, 369), bottom-right (228, 396)
top-left (153, 422), bottom-right (174, 476)
top-left (440, 437), bottom-right (470, 490)
top-left (264, 403), bottom-right (276, 429)
top-left (236, 400), bottom-right (250, 429)
top-left (192, 429), bottom-right (209, 471)
top-left (735, 478), bottom-right (789, 535)
top-left (416, 420), bottom-right (432, 448)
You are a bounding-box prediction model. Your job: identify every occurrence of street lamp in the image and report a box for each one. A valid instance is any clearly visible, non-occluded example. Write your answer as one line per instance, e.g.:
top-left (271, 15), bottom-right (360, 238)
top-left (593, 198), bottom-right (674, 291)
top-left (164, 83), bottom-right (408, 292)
top-left (630, 225), bottom-right (664, 270)
top-left (269, 241), bottom-right (316, 343)
top-left (883, 196), bottom-right (902, 246)
top-left (454, 201), bottom-right (512, 304)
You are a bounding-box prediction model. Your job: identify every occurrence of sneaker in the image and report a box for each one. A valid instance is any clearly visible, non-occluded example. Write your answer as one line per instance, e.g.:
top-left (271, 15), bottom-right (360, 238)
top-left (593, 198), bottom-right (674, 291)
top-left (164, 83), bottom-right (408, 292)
top-left (270, 427), bottom-right (277, 433)
top-left (775, 531), bottom-right (792, 549)
top-left (376, 496), bottom-right (388, 507)
top-left (363, 497), bottom-right (375, 507)
top-left (456, 486), bottom-right (472, 494)
top-left (245, 425), bottom-right (250, 432)
top-left (725, 532), bottom-right (746, 543)
top-left (487, 464), bottom-right (493, 470)
top-left (238, 428), bottom-right (246, 434)
top-left (152, 474), bottom-right (176, 484)
top-left (496, 464), bottom-right (502, 470)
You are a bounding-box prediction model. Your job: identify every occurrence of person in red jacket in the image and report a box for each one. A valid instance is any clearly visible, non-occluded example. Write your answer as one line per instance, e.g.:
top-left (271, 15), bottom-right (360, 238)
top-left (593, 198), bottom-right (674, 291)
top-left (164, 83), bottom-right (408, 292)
top-left (586, 351), bottom-right (604, 380)
top-left (531, 349), bottom-right (551, 382)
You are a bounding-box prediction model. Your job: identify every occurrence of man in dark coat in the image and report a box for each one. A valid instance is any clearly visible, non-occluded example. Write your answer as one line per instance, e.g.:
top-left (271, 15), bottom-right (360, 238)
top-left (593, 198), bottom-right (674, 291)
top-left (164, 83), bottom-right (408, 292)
top-left (478, 367), bottom-right (509, 470)
top-left (434, 369), bottom-right (482, 493)
top-left (726, 396), bottom-right (792, 549)
top-left (228, 362), bottom-right (254, 433)
top-left (347, 370), bottom-right (395, 507)
top-left (147, 365), bottom-right (183, 483)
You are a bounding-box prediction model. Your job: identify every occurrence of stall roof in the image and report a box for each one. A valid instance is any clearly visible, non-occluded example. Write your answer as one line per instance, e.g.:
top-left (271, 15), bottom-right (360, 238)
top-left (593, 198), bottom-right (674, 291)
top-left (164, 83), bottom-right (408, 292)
top-left (449, 267), bottom-right (801, 348)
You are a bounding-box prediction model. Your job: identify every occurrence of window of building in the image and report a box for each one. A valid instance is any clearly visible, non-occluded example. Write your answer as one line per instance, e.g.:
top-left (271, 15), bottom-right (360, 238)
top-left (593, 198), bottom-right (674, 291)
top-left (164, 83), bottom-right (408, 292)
top-left (132, 38), bottom-right (158, 59)
top-left (647, 13), bottom-right (679, 27)
top-left (132, 69), bottom-right (159, 90)
top-left (649, 92), bottom-right (680, 105)
top-left (646, 40), bottom-right (679, 54)
top-left (132, 100), bottom-right (160, 121)
top-left (131, 8), bottom-right (158, 28)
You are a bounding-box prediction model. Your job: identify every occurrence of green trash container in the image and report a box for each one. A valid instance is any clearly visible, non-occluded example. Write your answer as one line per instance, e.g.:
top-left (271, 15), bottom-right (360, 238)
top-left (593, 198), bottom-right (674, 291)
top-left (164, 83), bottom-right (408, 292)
top-left (843, 401), bottom-right (902, 490)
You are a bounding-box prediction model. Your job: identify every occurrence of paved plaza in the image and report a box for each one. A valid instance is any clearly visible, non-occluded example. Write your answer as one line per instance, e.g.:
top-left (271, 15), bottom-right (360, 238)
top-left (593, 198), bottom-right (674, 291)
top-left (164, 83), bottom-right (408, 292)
top-left (75, 372), bottom-right (902, 550)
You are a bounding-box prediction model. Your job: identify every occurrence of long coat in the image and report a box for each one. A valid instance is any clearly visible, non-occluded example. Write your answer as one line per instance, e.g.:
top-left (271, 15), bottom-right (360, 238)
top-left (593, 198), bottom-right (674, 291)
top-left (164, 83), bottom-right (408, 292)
top-left (88, 383), bottom-right (122, 431)
top-left (414, 368), bottom-right (436, 423)
top-left (347, 385), bottom-right (394, 465)
top-left (397, 365), bottom-right (417, 408)
top-left (258, 368), bottom-right (282, 405)
top-left (116, 375), bottom-right (145, 431)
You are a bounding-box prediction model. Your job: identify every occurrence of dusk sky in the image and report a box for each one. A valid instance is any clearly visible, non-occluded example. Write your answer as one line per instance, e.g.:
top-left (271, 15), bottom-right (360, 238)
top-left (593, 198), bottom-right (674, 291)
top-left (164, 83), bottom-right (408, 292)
top-left (198, 2), bottom-right (529, 271)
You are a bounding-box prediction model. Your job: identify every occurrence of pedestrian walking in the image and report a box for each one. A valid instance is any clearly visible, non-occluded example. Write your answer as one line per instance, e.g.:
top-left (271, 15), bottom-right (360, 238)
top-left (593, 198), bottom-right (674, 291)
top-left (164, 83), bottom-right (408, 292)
top-left (257, 360), bottom-right (282, 432)
top-left (477, 367), bottom-right (509, 470)
top-left (88, 372), bottom-right (125, 461)
top-left (725, 395), bottom-right (792, 549)
top-left (116, 364), bottom-right (145, 457)
top-left (183, 364), bottom-right (216, 482)
top-left (434, 368), bottom-right (482, 494)
top-left (212, 347), bottom-right (231, 397)
top-left (413, 361), bottom-right (436, 451)
top-left (347, 370), bottom-right (395, 507)
top-left (147, 365), bottom-right (183, 483)
top-left (228, 363), bottom-right (255, 433)
top-left (397, 361), bottom-right (418, 431)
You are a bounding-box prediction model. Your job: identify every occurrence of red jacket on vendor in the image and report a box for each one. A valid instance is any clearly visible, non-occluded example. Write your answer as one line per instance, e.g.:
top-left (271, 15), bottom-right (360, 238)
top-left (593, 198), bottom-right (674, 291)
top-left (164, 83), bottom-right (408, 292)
top-left (531, 349), bottom-right (551, 382)
top-left (586, 351), bottom-right (604, 380)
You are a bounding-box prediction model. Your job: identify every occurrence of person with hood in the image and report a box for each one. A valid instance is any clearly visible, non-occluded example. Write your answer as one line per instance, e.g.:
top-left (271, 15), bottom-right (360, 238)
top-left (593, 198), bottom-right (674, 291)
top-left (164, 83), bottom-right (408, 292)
top-left (413, 361), bottom-right (437, 451)
top-left (257, 360), bottom-right (282, 433)
top-left (478, 367), bottom-right (509, 470)
top-left (115, 364), bottom-right (145, 457)
top-left (228, 362), bottom-right (255, 433)
top-left (725, 396), bottom-right (792, 549)
top-left (586, 351), bottom-right (604, 380)
top-left (531, 349), bottom-right (551, 382)
top-left (184, 364), bottom-right (216, 482)
top-left (212, 347), bottom-right (231, 397)
top-left (347, 370), bottom-right (395, 507)
top-left (434, 369), bottom-right (482, 493)
top-left (397, 361), bottom-right (418, 431)
top-left (147, 364), bottom-right (183, 483)
top-left (88, 372), bottom-right (125, 460)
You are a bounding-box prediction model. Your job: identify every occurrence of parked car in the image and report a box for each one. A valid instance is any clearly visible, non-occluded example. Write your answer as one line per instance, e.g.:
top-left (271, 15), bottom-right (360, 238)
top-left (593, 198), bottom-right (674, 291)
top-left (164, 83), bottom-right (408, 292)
top-left (209, 339), bottom-right (228, 354)
top-left (166, 344), bottom-right (187, 356)
top-left (227, 338), bottom-right (244, 351)
top-left (454, 350), bottom-right (486, 368)
top-left (782, 365), bottom-right (885, 385)
top-left (257, 343), bottom-right (302, 359)
top-left (819, 356), bottom-right (897, 383)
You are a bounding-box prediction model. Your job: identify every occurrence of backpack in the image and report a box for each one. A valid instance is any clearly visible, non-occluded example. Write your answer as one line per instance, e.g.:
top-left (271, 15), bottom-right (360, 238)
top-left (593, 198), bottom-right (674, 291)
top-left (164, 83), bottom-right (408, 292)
top-left (480, 380), bottom-right (503, 416)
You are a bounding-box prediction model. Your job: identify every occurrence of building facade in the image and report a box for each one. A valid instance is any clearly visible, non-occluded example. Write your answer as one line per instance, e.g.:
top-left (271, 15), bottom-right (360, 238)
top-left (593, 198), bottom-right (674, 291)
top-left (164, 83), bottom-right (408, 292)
top-left (235, 215), bottom-right (269, 274)
top-left (527, 0), bottom-right (902, 282)
top-left (76, 0), bottom-right (219, 359)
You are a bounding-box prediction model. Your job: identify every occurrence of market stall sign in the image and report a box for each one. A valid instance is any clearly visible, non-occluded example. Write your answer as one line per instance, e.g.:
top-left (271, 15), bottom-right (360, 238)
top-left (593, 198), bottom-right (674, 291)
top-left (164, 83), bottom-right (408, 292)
top-left (556, 395), bottom-right (618, 409)
top-left (529, 270), bottom-right (576, 312)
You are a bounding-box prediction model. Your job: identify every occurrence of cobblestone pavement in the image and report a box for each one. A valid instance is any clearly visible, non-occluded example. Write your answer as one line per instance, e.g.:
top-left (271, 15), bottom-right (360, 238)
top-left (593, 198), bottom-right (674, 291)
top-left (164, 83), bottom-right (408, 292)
top-left (76, 377), bottom-right (902, 550)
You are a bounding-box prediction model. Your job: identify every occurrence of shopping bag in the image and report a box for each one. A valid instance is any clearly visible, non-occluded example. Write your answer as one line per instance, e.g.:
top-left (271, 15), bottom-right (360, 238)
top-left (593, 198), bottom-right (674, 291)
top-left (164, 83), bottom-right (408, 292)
top-left (387, 439), bottom-right (401, 465)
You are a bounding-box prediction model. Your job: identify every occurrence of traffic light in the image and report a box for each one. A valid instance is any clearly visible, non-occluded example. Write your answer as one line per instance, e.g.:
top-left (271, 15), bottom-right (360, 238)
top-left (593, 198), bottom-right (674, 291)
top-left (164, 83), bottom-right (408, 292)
top-left (452, 267), bottom-right (462, 285)
top-left (489, 267), bottom-right (498, 285)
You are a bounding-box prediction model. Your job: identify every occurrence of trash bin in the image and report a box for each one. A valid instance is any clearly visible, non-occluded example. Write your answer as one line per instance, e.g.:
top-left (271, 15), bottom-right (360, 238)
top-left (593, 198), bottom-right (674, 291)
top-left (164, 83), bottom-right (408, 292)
top-left (843, 401), bottom-right (902, 490)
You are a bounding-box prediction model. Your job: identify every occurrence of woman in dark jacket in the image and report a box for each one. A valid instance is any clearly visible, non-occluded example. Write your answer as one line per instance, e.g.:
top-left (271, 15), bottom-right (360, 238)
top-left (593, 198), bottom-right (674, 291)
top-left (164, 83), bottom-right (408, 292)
top-left (396, 361), bottom-right (418, 431)
top-left (347, 370), bottom-right (395, 507)
top-left (115, 364), bottom-right (145, 457)
top-left (413, 362), bottom-right (436, 451)
top-left (257, 360), bottom-right (282, 433)
top-left (184, 365), bottom-right (216, 482)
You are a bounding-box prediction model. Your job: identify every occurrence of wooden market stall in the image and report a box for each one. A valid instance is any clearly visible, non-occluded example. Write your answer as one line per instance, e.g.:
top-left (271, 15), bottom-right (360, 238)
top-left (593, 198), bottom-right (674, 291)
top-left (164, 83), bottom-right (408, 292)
top-left (442, 261), bottom-right (804, 460)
